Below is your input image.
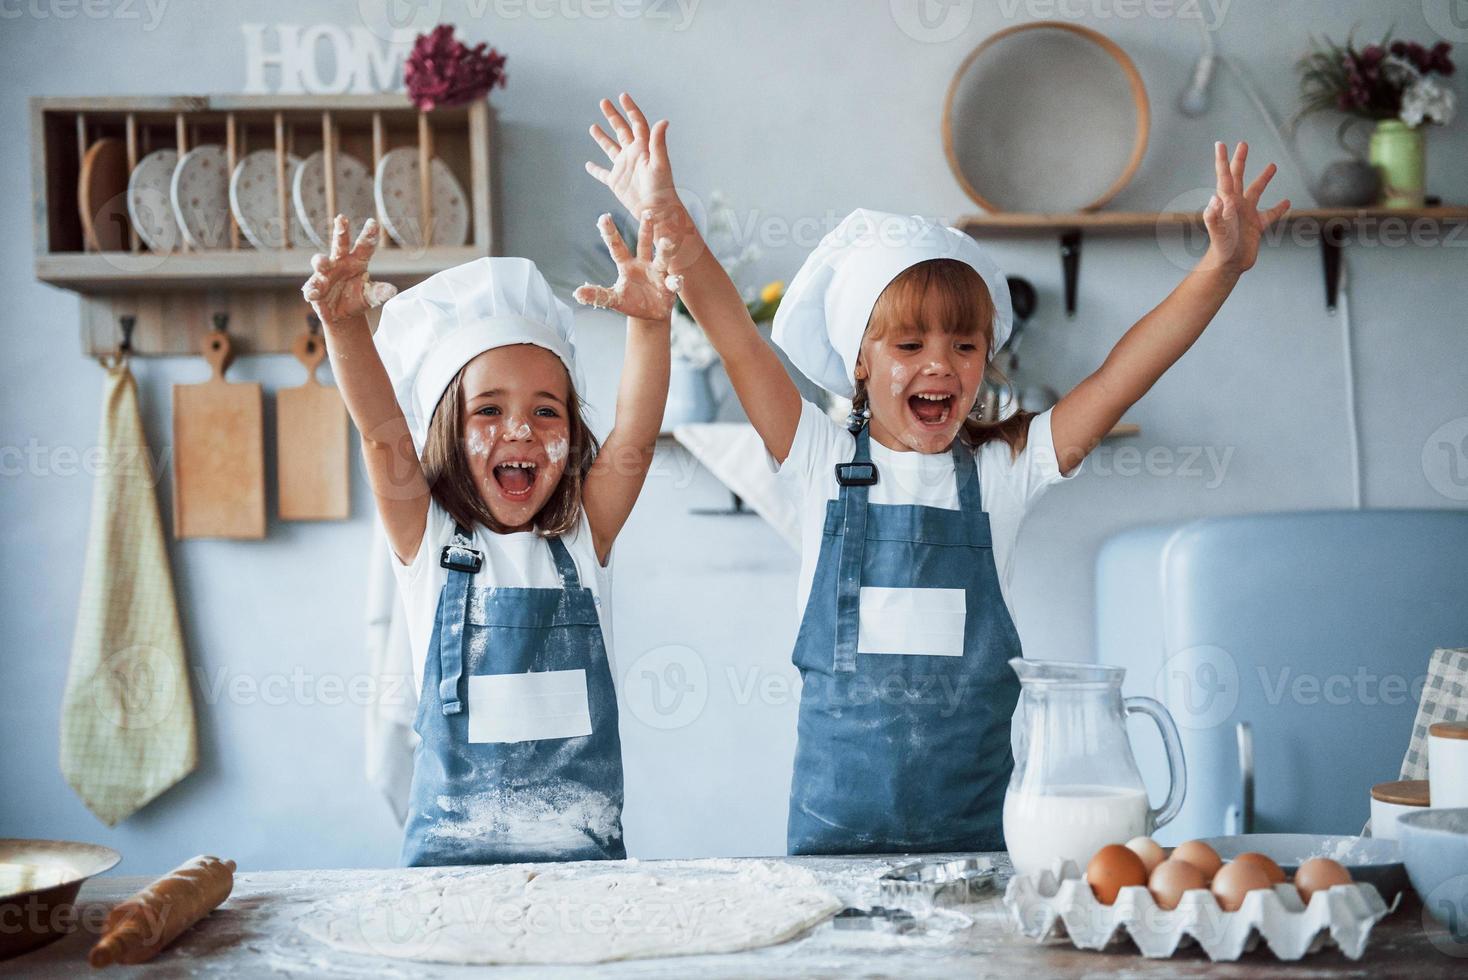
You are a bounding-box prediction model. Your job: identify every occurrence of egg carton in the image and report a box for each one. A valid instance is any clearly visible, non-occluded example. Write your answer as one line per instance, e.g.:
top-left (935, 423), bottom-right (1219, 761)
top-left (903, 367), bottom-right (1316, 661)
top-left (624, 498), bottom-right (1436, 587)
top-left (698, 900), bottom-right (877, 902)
top-left (1003, 859), bottom-right (1401, 961)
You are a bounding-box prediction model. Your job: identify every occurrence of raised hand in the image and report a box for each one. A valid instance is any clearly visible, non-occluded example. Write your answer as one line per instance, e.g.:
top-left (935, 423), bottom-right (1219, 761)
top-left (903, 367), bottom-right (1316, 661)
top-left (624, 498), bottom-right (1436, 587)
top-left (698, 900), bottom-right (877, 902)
top-left (586, 93), bottom-right (689, 235)
top-left (301, 215), bottom-right (398, 327)
top-left (574, 211), bottom-right (682, 322)
top-left (1202, 141), bottom-right (1291, 275)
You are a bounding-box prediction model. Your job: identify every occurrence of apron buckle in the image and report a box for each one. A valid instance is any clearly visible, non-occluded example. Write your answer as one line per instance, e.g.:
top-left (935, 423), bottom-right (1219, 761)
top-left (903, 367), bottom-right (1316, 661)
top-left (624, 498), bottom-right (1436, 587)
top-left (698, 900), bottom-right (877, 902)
top-left (440, 543), bottom-right (483, 573)
top-left (835, 461), bottom-right (878, 486)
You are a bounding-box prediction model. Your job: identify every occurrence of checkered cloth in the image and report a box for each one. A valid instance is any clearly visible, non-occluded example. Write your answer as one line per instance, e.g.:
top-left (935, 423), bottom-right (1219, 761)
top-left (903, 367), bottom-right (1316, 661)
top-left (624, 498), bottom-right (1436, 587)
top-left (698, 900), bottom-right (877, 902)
top-left (1400, 647), bottom-right (1468, 780)
top-left (60, 361), bottom-right (197, 826)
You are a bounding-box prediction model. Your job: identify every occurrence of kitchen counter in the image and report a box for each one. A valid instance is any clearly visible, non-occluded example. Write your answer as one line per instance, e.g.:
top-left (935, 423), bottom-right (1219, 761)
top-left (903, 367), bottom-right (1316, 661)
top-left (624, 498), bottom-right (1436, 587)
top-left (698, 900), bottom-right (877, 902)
top-left (11, 854), bottom-right (1460, 978)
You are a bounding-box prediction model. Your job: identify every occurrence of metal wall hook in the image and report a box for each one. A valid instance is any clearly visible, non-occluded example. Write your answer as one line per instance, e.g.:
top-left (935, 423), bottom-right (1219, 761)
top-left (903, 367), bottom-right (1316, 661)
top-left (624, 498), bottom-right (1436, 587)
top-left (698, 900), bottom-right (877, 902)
top-left (118, 315), bottom-right (136, 354)
top-left (212, 312), bottom-right (229, 333)
top-left (306, 312), bottom-right (321, 334)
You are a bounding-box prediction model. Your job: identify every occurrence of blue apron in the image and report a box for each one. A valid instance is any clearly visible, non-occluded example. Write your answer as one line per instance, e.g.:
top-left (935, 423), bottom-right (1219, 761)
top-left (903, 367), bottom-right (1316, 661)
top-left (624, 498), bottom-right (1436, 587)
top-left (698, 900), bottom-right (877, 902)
top-left (787, 424), bottom-right (1023, 854)
top-left (401, 523), bottom-right (626, 865)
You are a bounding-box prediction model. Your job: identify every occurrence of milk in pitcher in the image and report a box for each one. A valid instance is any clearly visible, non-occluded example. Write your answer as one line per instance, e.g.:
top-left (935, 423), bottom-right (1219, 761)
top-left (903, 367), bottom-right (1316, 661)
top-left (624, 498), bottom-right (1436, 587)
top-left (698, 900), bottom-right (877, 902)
top-left (1002, 784), bottom-right (1150, 877)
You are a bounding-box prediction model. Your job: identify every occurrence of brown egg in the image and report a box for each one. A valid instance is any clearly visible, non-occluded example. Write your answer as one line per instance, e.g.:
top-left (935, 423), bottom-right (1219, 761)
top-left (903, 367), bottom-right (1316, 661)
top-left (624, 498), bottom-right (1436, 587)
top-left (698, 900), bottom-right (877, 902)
top-left (1148, 858), bottom-right (1208, 910)
top-left (1124, 836), bottom-right (1166, 874)
top-left (1294, 857), bottom-right (1352, 903)
top-left (1210, 859), bottom-right (1274, 911)
top-left (1085, 844), bottom-right (1149, 905)
top-left (1171, 840), bottom-right (1223, 882)
top-left (1232, 851), bottom-right (1286, 885)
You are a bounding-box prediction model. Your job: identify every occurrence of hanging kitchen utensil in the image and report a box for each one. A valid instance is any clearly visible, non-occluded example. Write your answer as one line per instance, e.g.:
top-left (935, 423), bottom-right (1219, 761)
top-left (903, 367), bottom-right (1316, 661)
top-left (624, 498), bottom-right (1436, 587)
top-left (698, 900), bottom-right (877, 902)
top-left (171, 316), bottom-right (265, 539)
top-left (997, 276), bottom-right (1059, 414)
top-left (78, 136), bottom-right (130, 251)
top-left (277, 315), bottom-right (349, 521)
top-left (62, 357), bottom-right (198, 827)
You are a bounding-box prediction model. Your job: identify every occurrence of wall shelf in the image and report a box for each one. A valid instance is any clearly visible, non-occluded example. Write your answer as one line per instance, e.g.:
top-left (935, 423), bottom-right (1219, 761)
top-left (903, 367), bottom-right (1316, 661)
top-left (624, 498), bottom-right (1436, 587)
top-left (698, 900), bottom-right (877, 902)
top-left (31, 94), bottom-right (497, 355)
top-left (957, 206), bottom-right (1468, 314)
top-left (36, 246), bottom-right (486, 292)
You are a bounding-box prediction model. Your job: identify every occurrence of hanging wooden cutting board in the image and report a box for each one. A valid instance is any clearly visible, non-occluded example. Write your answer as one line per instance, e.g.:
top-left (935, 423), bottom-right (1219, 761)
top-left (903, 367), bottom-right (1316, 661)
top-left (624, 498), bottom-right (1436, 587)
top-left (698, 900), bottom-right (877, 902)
top-left (172, 328), bottom-right (266, 539)
top-left (277, 324), bottom-right (350, 520)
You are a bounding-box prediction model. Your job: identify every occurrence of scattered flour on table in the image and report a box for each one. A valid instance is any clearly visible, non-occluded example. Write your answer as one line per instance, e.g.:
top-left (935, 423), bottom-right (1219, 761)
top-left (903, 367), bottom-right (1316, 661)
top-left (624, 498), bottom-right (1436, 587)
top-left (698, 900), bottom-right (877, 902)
top-left (298, 859), bottom-right (843, 966)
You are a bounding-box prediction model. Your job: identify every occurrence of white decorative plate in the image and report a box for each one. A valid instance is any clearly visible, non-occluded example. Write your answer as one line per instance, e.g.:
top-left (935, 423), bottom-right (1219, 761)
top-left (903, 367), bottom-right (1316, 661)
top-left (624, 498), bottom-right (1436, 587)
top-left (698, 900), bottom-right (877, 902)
top-left (374, 148), bottom-right (470, 249)
top-left (126, 148), bottom-right (181, 253)
top-left (292, 150), bottom-right (375, 250)
top-left (170, 145), bottom-right (232, 249)
top-left (230, 150), bottom-right (309, 250)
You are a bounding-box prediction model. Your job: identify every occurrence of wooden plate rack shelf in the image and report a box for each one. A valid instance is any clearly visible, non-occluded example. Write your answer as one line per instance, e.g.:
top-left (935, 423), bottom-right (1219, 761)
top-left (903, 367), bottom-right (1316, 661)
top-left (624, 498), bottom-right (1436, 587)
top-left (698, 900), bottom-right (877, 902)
top-left (31, 94), bottom-right (496, 356)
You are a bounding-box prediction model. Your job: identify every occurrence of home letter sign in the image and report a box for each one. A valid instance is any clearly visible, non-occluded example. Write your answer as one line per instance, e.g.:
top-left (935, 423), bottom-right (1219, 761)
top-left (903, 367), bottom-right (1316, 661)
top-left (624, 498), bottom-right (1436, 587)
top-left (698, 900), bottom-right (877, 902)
top-left (241, 23), bottom-right (410, 94)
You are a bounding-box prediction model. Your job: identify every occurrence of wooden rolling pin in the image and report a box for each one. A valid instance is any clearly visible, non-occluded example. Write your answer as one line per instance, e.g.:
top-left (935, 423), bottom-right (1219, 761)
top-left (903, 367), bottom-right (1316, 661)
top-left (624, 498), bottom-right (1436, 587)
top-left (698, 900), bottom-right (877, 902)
top-left (88, 855), bottom-right (236, 967)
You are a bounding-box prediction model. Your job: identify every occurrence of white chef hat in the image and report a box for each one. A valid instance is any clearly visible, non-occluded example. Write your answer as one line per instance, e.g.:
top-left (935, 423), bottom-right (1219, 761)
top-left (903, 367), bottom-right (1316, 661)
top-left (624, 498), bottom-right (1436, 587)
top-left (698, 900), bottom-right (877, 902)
top-left (771, 208), bottom-right (1012, 398)
top-left (374, 256), bottom-right (580, 453)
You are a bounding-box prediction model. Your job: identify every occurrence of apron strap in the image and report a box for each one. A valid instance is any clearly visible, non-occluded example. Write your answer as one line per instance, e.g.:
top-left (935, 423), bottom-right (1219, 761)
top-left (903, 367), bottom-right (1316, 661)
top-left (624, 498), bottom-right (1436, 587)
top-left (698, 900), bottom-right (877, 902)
top-left (951, 436), bottom-right (983, 517)
top-left (436, 522), bottom-right (480, 716)
top-left (546, 535), bottom-right (582, 590)
top-left (832, 426), bottom-right (874, 673)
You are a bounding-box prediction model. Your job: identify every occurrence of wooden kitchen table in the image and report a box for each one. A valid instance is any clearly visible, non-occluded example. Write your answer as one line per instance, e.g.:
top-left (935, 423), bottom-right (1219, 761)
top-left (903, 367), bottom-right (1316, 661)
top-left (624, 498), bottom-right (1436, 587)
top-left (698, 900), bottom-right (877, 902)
top-left (9, 854), bottom-right (1462, 978)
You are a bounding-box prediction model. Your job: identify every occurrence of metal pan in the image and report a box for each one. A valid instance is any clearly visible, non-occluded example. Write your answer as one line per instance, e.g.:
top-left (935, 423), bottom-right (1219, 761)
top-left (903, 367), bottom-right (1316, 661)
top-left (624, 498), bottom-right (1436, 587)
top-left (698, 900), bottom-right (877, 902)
top-left (0, 839), bottom-right (121, 961)
top-left (1201, 833), bottom-right (1407, 901)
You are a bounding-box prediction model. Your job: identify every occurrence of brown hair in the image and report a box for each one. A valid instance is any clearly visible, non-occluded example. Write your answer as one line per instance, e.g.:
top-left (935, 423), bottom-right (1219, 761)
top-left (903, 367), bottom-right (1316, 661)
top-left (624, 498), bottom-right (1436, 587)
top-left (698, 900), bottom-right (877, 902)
top-left (420, 361), bottom-right (600, 536)
top-left (851, 257), bottom-right (1033, 459)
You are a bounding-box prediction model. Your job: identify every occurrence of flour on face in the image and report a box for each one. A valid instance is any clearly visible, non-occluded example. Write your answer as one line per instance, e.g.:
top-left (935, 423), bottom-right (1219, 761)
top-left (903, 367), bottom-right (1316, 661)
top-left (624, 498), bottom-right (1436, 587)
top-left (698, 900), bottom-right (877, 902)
top-left (466, 427), bottom-right (494, 458)
top-left (889, 360), bottom-right (907, 398)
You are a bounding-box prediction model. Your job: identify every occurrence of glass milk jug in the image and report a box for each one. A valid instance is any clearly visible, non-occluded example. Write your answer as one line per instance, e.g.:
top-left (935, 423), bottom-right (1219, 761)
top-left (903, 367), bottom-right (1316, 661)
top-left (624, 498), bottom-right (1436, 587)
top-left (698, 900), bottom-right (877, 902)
top-left (1002, 658), bottom-right (1186, 877)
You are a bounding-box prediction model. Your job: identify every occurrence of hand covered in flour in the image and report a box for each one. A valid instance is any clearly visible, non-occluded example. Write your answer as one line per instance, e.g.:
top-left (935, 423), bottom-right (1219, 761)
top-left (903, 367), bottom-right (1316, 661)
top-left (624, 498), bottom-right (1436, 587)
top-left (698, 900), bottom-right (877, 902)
top-left (574, 211), bottom-right (682, 321)
top-left (1200, 140), bottom-right (1291, 276)
top-left (585, 93), bottom-right (696, 267)
top-left (300, 215), bottom-right (398, 327)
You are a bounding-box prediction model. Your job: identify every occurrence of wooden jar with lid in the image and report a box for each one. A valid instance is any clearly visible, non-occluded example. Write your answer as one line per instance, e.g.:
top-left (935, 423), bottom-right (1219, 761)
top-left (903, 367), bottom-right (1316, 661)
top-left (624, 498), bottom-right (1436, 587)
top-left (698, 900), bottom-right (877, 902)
top-left (1428, 721), bottom-right (1468, 808)
top-left (1370, 779), bottom-right (1429, 840)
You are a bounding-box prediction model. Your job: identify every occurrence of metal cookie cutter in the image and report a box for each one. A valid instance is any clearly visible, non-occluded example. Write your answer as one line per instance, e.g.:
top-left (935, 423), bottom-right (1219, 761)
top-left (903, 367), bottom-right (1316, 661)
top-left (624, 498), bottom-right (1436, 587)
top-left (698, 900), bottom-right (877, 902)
top-left (832, 906), bottom-right (919, 934)
top-left (878, 857), bottom-right (996, 912)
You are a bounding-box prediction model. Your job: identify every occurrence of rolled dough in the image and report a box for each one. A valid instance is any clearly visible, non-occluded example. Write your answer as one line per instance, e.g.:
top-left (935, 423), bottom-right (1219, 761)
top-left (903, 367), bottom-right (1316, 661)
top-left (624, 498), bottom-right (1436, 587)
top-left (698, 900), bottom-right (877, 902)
top-left (299, 859), bottom-right (843, 965)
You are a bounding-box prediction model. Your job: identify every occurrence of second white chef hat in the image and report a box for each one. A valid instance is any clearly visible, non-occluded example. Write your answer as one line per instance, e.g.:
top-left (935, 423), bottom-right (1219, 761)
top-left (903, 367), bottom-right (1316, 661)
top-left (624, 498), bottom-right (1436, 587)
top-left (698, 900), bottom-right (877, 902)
top-left (771, 209), bottom-right (1012, 399)
top-left (374, 256), bottom-right (580, 453)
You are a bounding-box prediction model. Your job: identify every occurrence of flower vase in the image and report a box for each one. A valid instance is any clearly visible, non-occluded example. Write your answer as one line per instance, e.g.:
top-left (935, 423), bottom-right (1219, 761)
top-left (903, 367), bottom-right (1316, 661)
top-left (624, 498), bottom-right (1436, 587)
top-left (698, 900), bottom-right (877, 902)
top-left (662, 358), bottom-right (717, 430)
top-left (1369, 119), bottom-right (1426, 208)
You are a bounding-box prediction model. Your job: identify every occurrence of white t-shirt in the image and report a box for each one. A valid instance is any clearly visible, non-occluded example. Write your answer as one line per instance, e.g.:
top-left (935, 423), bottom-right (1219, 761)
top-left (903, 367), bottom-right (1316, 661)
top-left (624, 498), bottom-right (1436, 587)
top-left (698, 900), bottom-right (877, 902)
top-left (391, 499), bottom-right (614, 698)
top-left (768, 399), bottom-right (1077, 623)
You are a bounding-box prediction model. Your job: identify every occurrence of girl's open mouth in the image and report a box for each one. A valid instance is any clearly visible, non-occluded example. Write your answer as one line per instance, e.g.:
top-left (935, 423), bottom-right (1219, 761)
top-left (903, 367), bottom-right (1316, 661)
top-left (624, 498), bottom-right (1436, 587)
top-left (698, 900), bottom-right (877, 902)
top-left (908, 392), bottom-right (954, 427)
top-left (492, 461), bottom-right (538, 500)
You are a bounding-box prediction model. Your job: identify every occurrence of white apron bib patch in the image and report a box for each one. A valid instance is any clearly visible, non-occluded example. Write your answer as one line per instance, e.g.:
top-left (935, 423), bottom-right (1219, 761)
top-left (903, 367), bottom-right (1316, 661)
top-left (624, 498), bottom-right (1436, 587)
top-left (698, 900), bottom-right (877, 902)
top-left (857, 586), bottom-right (967, 657)
top-left (467, 669), bottom-right (593, 744)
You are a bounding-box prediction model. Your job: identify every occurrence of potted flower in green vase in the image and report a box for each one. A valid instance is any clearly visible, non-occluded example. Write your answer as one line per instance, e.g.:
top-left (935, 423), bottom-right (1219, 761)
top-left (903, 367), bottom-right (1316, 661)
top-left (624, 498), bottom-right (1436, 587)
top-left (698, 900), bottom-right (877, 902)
top-left (1296, 26), bottom-right (1457, 208)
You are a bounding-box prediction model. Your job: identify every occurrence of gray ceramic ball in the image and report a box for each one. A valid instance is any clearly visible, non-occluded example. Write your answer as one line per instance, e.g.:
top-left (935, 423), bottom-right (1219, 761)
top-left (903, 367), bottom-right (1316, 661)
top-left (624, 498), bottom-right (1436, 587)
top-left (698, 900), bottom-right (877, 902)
top-left (1316, 160), bottom-right (1381, 207)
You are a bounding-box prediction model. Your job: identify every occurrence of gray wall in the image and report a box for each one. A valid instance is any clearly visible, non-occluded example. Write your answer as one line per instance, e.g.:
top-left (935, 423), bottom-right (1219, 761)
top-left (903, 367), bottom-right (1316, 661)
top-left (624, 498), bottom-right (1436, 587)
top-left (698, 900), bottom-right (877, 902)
top-left (2, 1), bottom-right (1464, 875)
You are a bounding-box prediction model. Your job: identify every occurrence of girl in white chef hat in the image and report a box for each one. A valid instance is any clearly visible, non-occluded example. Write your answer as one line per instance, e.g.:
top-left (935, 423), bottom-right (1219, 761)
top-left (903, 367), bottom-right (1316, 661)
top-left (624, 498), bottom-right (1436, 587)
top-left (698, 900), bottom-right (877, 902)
top-left (301, 212), bottom-right (681, 865)
top-left (586, 94), bottom-right (1288, 855)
